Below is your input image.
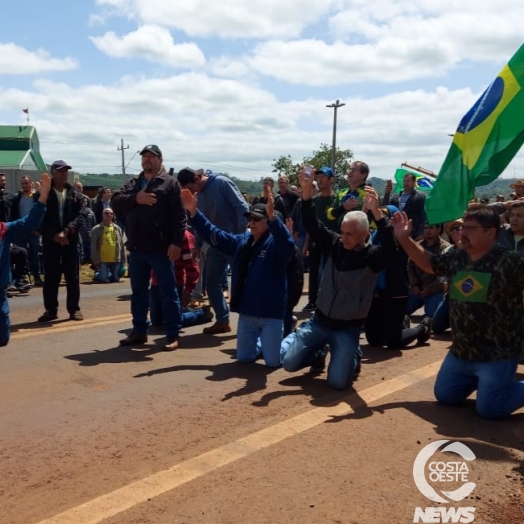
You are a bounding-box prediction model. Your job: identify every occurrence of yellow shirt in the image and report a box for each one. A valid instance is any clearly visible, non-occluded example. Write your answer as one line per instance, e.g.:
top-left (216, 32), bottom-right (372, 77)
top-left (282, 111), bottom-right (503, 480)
top-left (100, 225), bottom-right (117, 262)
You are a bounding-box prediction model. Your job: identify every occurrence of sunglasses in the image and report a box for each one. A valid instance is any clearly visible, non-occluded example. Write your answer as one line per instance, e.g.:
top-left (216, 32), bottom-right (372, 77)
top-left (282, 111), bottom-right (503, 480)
top-left (248, 215), bottom-right (264, 222)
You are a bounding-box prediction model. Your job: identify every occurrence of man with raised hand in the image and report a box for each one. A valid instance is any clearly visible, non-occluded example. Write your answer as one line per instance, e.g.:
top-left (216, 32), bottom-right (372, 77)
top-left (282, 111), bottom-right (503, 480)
top-left (280, 166), bottom-right (397, 389)
top-left (0, 173), bottom-right (51, 345)
top-left (392, 206), bottom-right (524, 419)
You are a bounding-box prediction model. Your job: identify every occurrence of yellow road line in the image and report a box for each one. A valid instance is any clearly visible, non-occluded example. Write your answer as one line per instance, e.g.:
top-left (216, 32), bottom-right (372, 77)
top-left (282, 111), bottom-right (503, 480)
top-left (11, 314), bottom-right (131, 339)
top-left (37, 361), bottom-right (440, 524)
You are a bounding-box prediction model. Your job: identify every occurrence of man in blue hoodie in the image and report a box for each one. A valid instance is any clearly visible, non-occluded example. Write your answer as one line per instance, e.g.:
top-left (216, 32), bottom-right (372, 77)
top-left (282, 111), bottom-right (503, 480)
top-left (0, 173), bottom-right (51, 346)
top-left (177, 168), bottom-right (249, 334)
top-left (180, 187), bottom-right (295, 367)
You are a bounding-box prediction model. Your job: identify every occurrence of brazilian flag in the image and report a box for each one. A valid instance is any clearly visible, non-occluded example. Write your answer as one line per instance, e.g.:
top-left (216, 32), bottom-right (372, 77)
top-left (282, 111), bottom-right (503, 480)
top-left (425, 43), bottom-right (524, 223)
top-left (393, 168), bottom-right (434, 193)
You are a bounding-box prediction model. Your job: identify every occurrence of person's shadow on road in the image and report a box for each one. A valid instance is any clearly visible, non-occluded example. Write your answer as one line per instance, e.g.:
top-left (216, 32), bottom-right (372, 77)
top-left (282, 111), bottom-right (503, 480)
top-left (64, 345), bottom-right (165, 365)
top-left (134, 359), bottom-right (279, 401)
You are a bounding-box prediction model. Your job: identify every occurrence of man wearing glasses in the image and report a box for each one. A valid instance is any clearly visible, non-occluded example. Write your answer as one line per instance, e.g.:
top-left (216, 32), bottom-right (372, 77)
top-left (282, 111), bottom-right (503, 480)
top-left (326, 160), bottom-right (370, 221)
top-left (392, 206), bottom-right (524, 419)
top-left (90, 208), bottom-right (126, 283)
top-left (180, 187), bottom-right (295, 367)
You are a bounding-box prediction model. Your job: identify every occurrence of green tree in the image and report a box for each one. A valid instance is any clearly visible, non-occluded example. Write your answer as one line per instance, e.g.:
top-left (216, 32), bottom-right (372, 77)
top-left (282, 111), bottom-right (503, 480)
top-left (303, 143), bottom-right (353, 190)
top-left (271, 155), bottom-right (301, 185)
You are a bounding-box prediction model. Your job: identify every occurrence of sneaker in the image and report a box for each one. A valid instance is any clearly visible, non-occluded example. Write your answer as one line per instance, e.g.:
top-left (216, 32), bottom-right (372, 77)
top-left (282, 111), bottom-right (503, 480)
top-left (202, 305), bottom-right (214, 324)
top-left (6, 282), bottom-right (17, 292)
top-left (203, 321), bottom-right (231, 334)
top-left (310, 347), bottom-right (327, 374)
top-left (302, 301), bottom-right (316, 312)
top-left (417, 317), bottom-right (433, 344)
top-left (15, 279), bottom-right (31, 292)
top-left (69, 311), bottom-right (84, 321)
top-left (38, 310), bottom-right (58, 322)
top-left (33, 277), bottom-right (44, 287)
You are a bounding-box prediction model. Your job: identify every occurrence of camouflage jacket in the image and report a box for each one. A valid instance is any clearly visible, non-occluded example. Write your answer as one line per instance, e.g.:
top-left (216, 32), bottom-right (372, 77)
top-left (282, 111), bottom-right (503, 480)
top-left (431, 245), bottom-right (524, 361)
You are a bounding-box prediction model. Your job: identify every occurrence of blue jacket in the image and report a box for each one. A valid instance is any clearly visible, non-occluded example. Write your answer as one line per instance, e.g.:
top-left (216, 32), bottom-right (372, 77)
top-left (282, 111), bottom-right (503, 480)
top-left (189, 210), bottom-right (295, 319)
top-left (194, 175), bottom-right (249, 248)
top-left (0, 202), bottom-right (46, 287)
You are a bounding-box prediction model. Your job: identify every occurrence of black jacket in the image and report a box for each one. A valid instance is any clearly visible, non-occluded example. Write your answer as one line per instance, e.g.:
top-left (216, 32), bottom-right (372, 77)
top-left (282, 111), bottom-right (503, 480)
top-left (385, 190), bottom-right (427, 238)
top-left (111, 170), bottom-right (187, 252)
top-left (39, 183), bottom-right (86, 245)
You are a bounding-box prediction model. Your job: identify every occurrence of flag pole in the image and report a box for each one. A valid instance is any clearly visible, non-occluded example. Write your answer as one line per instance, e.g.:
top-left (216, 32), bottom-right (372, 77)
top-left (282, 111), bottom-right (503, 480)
top-left (401, 162), bottom-right (437, 178)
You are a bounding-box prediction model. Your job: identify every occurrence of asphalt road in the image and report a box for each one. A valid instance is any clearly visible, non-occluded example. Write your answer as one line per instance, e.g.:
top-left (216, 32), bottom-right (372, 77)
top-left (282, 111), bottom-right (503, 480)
top-left (0, 281), bottom-right (523, 524)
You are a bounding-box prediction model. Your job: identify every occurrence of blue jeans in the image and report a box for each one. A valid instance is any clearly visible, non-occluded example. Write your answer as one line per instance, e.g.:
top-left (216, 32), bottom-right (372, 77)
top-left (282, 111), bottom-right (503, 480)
top-left (205, 247), bottom-right (231, 323)
top-left (432, 295), bottom-right (450, 333)
top-left (0, 288), bottom-right (10, 346)
top-left (149, 285), bottom-right (206, 328)
top-left (237, 315), bottom-right (283, 368)
top-left (280, 316), bottom-right (362, 390)
top-left (434, 351), bottom-right (524, 419)
top-left (406, 290), bottom-right (444, 318)
top-left (128, 251), bottom-right (181, 338)
top-left (96, 262), bottom-right (122, 283)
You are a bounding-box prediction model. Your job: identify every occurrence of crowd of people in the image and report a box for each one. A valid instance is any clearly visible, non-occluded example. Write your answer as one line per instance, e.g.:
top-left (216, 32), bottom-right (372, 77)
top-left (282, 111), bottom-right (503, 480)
top-left (1, 149), bottom-right (524, 419)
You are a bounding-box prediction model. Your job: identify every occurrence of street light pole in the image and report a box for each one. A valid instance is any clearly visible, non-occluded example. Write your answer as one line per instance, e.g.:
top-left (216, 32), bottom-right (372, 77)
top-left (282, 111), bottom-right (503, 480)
top-left (326, 100), bottom-right (345, 174)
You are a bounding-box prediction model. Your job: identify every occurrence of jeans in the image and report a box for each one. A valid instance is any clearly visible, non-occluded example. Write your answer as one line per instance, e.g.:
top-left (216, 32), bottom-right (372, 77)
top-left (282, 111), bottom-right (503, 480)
top-left (434, 351), bottom-right (524, 419)
top-left (0, 288), bottom-right (9, 346)
top-left (280, 316), bottom-right (362, 390)
top-left (406, 290), bottom-right (444, 318)
top-left (237, 315), bottom-right (283, 368)
top-left (205, 247), bottom-right (231, 323)
top-left (432, 295), bottom-right (450, 334)
top-left (96, 262), bottom-right (122, 283)
top-left (149, 285), bottom-right (206, 328)
top-left (128, 251), bottom-right (181, 338)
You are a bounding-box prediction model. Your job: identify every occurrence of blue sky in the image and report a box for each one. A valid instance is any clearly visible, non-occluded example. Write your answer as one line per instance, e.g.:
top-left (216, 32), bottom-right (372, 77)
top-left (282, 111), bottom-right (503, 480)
top-left (1, 0), bottom-right (524, 184)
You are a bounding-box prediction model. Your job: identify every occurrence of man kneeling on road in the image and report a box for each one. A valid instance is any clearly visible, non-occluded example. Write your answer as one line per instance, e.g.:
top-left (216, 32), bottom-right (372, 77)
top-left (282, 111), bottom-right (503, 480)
top-left (181, 187), bottom-right (295, 367)
top-left (392, 206), bottom-right (524, 419)
top-left (280, 167), bottom-right (397, 389)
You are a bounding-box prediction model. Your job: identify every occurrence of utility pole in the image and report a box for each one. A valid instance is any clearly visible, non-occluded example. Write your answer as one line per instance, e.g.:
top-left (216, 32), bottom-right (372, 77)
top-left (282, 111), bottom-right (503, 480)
top-left (118, 139), bottom-right (130, 177)
top-left (326, 100), bottom-right (345, 174)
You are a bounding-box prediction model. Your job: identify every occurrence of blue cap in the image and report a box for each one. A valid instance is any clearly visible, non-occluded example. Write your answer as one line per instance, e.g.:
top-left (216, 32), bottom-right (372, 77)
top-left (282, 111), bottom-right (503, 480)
top-left (51, 159), bottom-right (71, 171)
top-left (317, 166), bottom-right (334, 177)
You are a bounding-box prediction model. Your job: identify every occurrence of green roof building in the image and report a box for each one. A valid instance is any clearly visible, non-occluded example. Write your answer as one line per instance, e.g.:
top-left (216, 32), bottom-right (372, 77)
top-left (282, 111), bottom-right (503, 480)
top-left (0, 125), bottom-right (47, 171)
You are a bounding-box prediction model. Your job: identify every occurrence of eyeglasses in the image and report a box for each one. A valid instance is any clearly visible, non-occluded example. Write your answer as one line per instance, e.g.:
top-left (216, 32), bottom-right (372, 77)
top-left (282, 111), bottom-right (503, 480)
top-left (455, 225), bottom-right (489, 233)
top-left (248, 216), bottom-right (264, 222)
top-left (449, 226), bottom-right (462, 232)
top-left (104, 212), bottom-right (114, 216)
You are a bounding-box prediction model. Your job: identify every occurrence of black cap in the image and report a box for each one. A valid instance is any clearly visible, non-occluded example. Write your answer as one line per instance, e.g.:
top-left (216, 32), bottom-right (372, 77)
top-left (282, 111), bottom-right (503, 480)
top-left (244, 203), bottom-right (267, 219)
top-left (140, 144), bottom-right (162, 157)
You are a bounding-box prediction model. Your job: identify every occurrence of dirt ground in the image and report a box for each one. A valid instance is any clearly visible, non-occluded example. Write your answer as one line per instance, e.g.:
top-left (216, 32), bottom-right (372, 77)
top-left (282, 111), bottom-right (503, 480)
top-left (0, 281), bottom-right (522, 524)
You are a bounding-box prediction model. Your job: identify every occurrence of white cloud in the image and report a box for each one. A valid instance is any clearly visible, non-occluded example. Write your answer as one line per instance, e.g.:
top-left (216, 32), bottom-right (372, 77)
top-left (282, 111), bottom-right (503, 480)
top-left (96, 0), bottom-right (337, 38)
top-left (0, 43), bottom-right (77, 75)
top-left (90, 25), bottom-right (205, 68)
top-left (0, 72), bottom-right (492, 180)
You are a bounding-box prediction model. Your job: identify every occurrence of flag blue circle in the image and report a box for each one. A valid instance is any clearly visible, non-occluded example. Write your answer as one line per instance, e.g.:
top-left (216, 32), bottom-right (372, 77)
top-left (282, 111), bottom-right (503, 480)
top-left (456, 77), bottom-right (504, 133)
